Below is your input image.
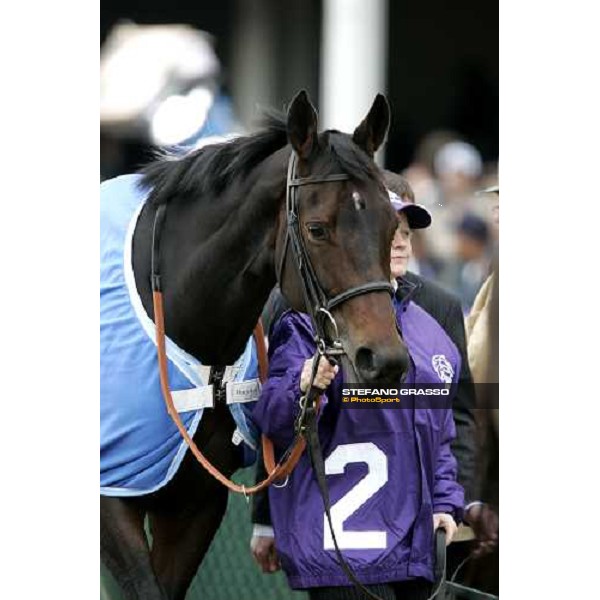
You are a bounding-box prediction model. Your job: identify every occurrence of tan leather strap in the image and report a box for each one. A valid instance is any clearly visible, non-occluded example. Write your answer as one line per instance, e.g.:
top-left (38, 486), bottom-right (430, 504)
top-left (253, 320), bottom-right (292, 478)
top-left (153, 290), bottom-right (304, 495)
top-left (253, 319), bottom-right (269, 384)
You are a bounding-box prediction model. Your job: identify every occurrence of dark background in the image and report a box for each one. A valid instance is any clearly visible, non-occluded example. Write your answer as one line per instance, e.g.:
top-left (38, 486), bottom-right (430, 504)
top-left (101, 0), bottom-right (497, 173)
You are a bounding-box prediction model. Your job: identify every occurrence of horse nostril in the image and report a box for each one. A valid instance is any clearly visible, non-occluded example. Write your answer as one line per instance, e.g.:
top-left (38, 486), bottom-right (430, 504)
top-left (356, 346), bottom-right (408, 384)
top-left (356, 347), bottom-right (376, 377)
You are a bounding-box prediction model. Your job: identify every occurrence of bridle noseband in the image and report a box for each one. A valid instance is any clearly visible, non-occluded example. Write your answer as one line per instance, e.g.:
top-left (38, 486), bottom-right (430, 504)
top-left (277, 151), bottom-right (394, 355)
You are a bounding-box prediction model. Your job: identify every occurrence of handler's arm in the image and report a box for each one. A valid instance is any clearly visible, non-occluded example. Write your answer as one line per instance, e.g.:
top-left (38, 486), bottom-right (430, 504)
top-left (442, 300), bottom-right (478, 506)
top-left (251, 445), bottom-right (274, 528)
top-left (433, 409), bottom-right (465, 523)
top-left (252, 313), bottom-right (316, 449)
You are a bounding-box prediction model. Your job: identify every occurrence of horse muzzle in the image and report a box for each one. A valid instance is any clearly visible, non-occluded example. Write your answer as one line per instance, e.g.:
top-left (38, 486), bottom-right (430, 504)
top-left (353, 345), bottom-right (409, 385)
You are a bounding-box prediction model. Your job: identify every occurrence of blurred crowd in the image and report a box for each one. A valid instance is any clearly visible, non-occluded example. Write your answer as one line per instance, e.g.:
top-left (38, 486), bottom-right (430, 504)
top-left (100, 22), bottom-right (498, 317)
top-left (402, 133), bottom-right (498, 315)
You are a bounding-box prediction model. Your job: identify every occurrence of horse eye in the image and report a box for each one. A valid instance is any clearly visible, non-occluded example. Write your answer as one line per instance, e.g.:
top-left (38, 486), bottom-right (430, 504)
top-left (306, 223), bottom-right (328, 241)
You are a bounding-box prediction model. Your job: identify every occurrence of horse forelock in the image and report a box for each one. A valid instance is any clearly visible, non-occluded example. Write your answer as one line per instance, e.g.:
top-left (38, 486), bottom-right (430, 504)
top-left (319, 130), bottom-right (382, 186)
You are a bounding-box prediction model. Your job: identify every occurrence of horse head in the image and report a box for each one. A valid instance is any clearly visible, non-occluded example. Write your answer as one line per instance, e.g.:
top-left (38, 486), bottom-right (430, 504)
top-left (277, 90), bottom-right (409, 385)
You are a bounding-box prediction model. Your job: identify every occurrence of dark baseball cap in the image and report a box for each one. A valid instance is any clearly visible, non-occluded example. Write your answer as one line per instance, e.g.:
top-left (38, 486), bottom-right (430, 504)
top-left (388, 191), bottom-right (432, 229)
top-left (456, 213), bottom-right (489, 243)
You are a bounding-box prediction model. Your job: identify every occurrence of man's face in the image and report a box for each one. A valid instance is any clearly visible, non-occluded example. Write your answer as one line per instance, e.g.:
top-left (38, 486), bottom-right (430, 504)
top-left (390, 212), bottom-right (412, 278)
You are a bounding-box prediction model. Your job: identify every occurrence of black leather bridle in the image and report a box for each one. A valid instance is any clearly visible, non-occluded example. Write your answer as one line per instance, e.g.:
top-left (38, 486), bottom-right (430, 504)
top-left (276, 150), bottom-right (395, 357)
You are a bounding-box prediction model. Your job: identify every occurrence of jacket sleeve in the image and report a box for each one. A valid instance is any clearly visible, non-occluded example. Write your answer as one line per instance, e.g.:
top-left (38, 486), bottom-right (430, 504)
top-left (433, 408), bottom-right (465, 521)
top-left (441, 298), bottom-right (478, 506)
top-left (408, 273), bottom-right (478, 505)
top-left (252, 312), bottom-right (318, 449)
top-left (251, 443), bottom-right (273, 526)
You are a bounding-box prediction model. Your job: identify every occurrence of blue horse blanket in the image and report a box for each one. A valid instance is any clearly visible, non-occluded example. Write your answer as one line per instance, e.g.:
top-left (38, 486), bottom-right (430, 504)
top-left (100, 174), bottom-right (259, 497)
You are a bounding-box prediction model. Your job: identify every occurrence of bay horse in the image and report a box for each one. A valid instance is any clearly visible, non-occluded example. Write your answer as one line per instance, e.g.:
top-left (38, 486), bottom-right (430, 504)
top-left (100, 90), bottom-right (409, 599)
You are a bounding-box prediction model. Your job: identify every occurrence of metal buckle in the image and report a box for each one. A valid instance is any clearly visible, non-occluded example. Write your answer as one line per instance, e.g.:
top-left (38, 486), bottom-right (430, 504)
top-left (272, 475), bottom-right (289, 489)
top-left (241, 485), bottom-right (249, 504)
top-left (214, 385), bottom-right (227, 404)
top-left (295, 395), bottom-right (308, 434)
top-left (295, 393), bottom-right (318, 435)
top-left (209, 366), bottom-right (227, 405)
top-left (317, 308), bottom-right (340, 346)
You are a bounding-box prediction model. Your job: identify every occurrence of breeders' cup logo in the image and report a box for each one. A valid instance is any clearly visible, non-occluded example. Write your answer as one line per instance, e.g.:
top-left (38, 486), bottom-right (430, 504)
top-left (432, 355), bottom-right (454, 384)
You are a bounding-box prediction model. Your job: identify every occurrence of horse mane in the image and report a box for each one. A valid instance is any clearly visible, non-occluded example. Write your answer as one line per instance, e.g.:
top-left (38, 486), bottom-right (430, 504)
top-left (139, 110), bottom-right (289, 206)
top-left (138, 112), bottom-right (379, 206)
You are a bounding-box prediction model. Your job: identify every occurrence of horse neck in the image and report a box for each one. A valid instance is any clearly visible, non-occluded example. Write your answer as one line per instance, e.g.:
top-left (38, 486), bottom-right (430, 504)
top-left (135, 149), bottom-right (289, 366)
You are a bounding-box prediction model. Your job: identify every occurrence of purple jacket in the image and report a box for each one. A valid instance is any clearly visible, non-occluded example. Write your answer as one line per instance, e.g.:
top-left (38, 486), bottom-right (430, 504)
top-left (253, 295), bottom-right (464, 589)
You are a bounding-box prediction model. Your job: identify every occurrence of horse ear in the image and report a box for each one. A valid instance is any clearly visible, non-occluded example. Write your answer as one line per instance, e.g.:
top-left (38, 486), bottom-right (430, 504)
top-left (287, 90), bottom-right (318, 160)
top-left (352, 94), bottom-right (390, 157)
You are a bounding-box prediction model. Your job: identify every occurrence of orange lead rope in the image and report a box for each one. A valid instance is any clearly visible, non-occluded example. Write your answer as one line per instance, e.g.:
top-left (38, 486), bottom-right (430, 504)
top-left (153, 289), bottom-right (305, 495)
top-left (253, 319), bottom-right (307, 478)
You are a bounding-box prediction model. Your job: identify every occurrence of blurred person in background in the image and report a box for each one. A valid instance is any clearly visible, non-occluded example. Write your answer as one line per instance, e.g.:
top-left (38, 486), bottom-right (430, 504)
top-left (403, 133), bottom-right (490, 297)
top-left (441, 213), bottom-right (491, 314)
top-left (433, 141), bottom-right (483, 208)
top-left (100, 22), bottom-right (241, 180)
top-left (402, 129), bottom-right (461, 209)
top-left (462, 186), bottom-right (499, 595)
top-left (465, 186), bottom-right (499, 381)
top-left (422, 140), bottom-right (486, 264)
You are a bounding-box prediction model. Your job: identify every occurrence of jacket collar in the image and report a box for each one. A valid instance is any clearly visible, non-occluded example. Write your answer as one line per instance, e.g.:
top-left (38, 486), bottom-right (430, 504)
top-left (394, 274), bottom-right (422, 308)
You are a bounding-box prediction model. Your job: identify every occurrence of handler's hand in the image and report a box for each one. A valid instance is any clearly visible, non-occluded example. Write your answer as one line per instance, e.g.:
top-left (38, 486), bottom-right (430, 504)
top-left (464, 503), bottom-right (498, 557)
top-left (300, 356), bottom-right (339, 393)
top-left (433, 513), bottom-right (457, 546)
top-left (250, 535), bottom-right (281, 573)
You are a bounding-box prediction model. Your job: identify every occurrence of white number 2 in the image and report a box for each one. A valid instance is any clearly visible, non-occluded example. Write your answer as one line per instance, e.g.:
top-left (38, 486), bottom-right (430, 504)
top-left (323, 442), bottom-right (388, 550)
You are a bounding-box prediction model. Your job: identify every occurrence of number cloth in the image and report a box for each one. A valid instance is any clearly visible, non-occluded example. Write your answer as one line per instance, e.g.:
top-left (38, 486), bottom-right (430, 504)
top-left (252, 301), bottom-right (464, 589)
